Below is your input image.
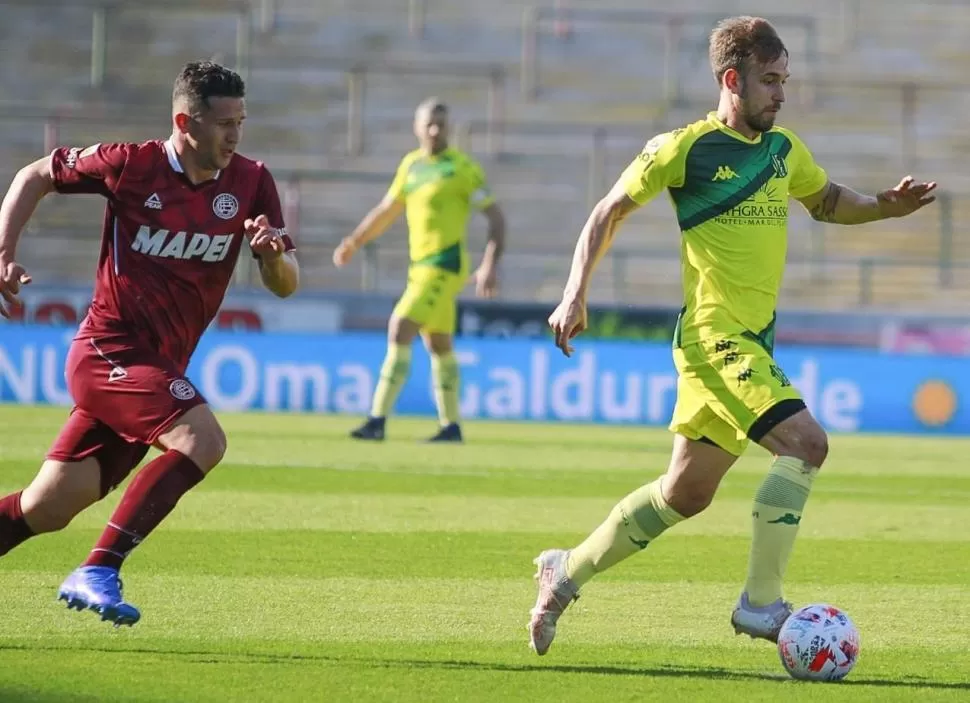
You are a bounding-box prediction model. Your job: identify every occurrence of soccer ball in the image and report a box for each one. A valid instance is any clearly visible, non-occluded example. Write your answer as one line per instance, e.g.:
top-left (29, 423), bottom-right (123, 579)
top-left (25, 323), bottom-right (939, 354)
top-left (776, 604), bottom-right (860, 682)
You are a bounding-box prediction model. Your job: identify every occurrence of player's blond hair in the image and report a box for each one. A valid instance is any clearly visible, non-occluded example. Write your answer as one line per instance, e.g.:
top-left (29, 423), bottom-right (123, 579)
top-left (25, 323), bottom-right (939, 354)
top-left (709, 16), bottom-right (787, 85)
top-left (415, 97), bottom-right (448, 120)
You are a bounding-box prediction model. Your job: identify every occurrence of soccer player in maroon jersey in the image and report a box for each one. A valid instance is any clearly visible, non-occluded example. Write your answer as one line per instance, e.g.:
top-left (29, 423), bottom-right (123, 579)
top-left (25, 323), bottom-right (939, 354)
top-left (0, 61), bottom-right (299, 626)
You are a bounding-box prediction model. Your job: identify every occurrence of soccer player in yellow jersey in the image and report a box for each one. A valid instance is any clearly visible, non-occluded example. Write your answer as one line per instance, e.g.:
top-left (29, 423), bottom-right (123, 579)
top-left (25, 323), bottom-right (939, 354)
top-left (333, 98), bottom-right (506, 442)
top-left (528, 16), bottom-right (937, 655)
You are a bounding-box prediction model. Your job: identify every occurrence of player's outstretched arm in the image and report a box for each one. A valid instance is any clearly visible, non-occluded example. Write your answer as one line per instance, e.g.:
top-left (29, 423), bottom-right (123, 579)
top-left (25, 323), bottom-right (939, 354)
top-left (797, 176), bottom-right (937, 225)
top-left (0, 157), bottom-right (56, 316)
top-left (472, 202), bottom-right (505, 298)
top-left (333, 195), bottom-right (405, 268)
top-left (548, 180), bottom-right (641, 357)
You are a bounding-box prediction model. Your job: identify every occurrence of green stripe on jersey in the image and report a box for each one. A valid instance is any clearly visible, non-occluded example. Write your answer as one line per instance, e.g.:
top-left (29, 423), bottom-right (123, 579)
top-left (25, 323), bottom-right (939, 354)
top-left (672, 131), bottom-right (793, 232)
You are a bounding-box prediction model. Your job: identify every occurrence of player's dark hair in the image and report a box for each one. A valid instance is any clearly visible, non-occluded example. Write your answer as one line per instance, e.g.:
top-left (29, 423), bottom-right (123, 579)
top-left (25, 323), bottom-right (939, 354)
top-left (709, 16), bottom-right (787, 84)
top-left (172, 61), bottom-right (245, 116)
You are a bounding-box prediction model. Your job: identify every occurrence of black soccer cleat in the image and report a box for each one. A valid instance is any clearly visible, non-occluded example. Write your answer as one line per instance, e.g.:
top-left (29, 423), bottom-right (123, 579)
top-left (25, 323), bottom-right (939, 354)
top-left (350, 416), bottom-right (386, 441)
top-left (426, 423), bottom-right (463, 443)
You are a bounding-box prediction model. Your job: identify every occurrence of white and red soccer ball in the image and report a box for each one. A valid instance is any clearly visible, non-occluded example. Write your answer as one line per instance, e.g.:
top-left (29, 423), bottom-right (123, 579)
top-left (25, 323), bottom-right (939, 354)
top-left (777, 604), bottom-right (860, 681)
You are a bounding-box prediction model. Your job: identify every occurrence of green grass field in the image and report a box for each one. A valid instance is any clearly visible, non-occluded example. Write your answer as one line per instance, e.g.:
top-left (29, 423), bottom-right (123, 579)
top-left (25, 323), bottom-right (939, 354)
top-left (0, 405), bottom-right (968, 702)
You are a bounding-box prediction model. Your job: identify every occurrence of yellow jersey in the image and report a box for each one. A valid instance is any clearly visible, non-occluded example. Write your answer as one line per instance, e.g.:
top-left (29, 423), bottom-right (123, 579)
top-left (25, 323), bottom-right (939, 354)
top-left (620, 112), bottom-right (828, 352)
top-left (386, 146), bottom-right (495, 275)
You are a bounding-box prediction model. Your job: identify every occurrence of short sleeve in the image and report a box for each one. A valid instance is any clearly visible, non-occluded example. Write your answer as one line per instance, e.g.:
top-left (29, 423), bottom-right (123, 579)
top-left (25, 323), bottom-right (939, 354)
top-left (465, 158), bottom-right (496, 210)
top-left (385, 155), bottom-right (413, 203)
top-left (50, 142), bottom-right (130, 196)
top-left (785, 130), bottom-right (829, 199)
top-left (251, 166), bottom-right (295, 253)
top-left (619, 131), bottom-right (686, 205)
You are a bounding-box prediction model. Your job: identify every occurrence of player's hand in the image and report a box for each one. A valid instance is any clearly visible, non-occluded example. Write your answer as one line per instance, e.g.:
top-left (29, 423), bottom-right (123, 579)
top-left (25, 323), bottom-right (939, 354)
top-left (332, 238), bottom-right (357, 268)
top-left (245, 214), bottom-right (285, 260)
top-left (877, 176), bottom-right (938, 218)
top-left (472, 263), bottom-right (498, 298)
top-left (548, 295), bottom-right (587, 357)
top-left (0, 257), bottom-right (31, 319)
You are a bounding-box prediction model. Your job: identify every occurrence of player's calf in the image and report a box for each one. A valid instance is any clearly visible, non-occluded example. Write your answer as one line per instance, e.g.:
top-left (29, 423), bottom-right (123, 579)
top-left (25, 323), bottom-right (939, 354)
top-left (81, 405), bottom-right (222, 575)
top-left (739, 404), bottom-right (825, 623)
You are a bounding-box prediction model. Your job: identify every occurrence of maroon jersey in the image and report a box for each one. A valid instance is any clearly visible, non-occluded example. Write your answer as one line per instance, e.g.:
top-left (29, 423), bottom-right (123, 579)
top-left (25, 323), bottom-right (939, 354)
top-left (49, 139), bottom-right (295, 370)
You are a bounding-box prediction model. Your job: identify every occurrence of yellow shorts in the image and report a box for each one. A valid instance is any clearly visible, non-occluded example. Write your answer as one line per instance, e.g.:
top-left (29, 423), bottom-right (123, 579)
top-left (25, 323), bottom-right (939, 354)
top-left (391, 265), bottom-right (466, 334)
top-left (669, 335), bottom-right (804, 456)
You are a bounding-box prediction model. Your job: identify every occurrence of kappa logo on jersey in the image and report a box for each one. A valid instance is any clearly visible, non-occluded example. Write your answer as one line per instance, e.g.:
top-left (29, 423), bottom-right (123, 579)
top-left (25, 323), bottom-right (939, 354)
top-left (169, 379), bottom-right (197, 401)
top-left (713, 165), bottom-right (739, 181)
top-left (144, 193), bottom-right (163, 210)
top-left (131, 225), bottom-right (234, 262)
top-left (212, 193), bottom-right (239, 220)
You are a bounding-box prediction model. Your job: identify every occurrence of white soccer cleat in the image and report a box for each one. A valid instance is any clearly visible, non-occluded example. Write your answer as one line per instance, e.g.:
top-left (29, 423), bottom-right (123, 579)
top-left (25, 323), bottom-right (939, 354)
top-left (731, 591), bottom-right (793, 642)
top-left (528, 549), bottom-right (580, 656)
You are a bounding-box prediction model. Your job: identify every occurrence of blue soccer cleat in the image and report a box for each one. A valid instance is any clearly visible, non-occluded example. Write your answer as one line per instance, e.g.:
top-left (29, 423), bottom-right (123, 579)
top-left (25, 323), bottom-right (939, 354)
top-left (57, 566), bottom-right (141, 627)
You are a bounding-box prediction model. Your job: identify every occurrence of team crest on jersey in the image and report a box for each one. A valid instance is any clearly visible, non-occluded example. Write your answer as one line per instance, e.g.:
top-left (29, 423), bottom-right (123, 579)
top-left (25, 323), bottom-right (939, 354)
top-left (169, 379), bottom-right (197, 401)
top-left (771, 154), bottom-right (788, 178)
top-left (213, 193), bottom-right (239, 220)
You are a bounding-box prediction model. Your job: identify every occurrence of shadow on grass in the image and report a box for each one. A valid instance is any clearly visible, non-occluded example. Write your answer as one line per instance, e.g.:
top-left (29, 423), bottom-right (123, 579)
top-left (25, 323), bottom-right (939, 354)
top-left (1, 643), bottom-right (967, 691)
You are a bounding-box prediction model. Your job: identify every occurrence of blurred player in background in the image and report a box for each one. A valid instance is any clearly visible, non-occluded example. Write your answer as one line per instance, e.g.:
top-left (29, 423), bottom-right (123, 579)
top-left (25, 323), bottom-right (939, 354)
top-left (0, 61), bottom-right (299, 626)
top-left (334, 97), bottom-right (506, 443)
top-left (531, 16), bottom-right (936, 655)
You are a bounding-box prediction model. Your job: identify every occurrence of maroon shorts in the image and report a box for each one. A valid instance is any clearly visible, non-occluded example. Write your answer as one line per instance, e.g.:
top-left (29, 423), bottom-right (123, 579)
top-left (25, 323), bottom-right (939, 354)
top-left (46, 336), bottom-right (206, 495)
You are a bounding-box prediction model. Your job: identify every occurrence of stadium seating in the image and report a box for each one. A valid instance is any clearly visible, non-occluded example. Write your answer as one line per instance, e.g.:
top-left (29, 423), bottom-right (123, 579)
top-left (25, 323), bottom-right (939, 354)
top-left (1, 0), bottom-right (969, 310)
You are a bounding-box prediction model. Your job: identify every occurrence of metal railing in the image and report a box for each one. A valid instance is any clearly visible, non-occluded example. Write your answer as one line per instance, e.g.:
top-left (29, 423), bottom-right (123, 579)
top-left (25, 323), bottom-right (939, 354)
top-left (0, 0), bottom-right (271, 85)
top-left (255, 56), bottom-right (508, 157)
top-left (519, 7), bottom-right (820, 102)
top-left (4, 104), bottom-right (964, 301)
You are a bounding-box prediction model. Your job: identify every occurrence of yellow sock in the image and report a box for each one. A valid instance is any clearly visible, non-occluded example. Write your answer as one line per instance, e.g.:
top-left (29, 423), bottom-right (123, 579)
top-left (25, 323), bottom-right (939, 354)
top-left (744, 456), bottom-right (818, 606)
top-left (565, 478), bottom-right (685, 588)
top-left (431, 352), bottom-right (460, 425)
top-left (369, 343), bottom-right (412, 418)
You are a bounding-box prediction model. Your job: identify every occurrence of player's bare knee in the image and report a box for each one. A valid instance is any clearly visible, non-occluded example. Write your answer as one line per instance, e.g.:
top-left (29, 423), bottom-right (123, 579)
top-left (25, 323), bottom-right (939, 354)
top-left (800, 428), bottom-right (829, 468)
top-left (663, 477), bottom-right (716, 518)
top-left (424, 333), bottom-right (452, 356)
top-left (157, 406), bottom-right (227, 473)
top-left (758, 408), bottom-right (829, 469)
top-left (768, 427), bottom-right (828, 468)
top-left (178, 425), bottom-right (226, 473)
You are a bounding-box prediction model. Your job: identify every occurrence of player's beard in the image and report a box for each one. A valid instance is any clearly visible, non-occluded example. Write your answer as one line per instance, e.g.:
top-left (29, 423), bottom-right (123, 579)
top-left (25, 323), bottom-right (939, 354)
top-left (738, 80), bottom-right (778, 134)
top-left (738, 95), bottom-right (779, 134)
top-left (743, 108), bottom-right (776, 134)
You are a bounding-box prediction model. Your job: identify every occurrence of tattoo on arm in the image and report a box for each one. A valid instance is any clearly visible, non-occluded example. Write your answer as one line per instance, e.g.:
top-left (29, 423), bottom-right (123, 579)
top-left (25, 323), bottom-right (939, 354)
top-left (810, 182), bottom-right (843, 222)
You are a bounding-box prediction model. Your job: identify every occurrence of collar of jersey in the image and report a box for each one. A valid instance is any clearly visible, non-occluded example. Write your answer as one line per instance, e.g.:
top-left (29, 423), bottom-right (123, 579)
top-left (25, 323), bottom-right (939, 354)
top-left (422, 146), bottom-right (454, 161)
top-left (164, 138), bottom-right (221, 182)
top-left (706, 112), bottom-right (764, 145)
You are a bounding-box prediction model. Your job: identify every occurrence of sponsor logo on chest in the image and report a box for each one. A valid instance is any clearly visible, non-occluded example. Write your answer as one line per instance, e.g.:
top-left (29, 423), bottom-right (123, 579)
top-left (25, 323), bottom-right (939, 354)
top-left (131, 225), bottom-right (234, 262)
